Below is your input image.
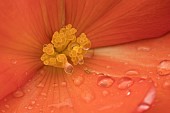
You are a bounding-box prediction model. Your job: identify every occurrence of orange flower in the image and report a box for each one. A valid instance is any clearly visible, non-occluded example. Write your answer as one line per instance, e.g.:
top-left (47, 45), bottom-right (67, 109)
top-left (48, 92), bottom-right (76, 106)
top-left (0, 0), bottom-right (170, 113)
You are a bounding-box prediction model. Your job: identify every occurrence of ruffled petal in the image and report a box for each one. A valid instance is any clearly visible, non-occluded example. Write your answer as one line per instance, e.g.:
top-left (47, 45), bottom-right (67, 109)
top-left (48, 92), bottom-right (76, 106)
top-left (0, 66), bottom-right (155, 113)
top-left (94, 33), bottom-right (170, 113)
top-left (0, 0), bottom-right (63, 99)
top-left (66, 0), bottom-right (170, 48)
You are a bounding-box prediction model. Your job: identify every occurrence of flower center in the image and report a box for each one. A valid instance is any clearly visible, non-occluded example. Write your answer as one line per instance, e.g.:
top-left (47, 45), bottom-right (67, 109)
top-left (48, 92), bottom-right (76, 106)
top-left (40, 24), bottom-right (91, 74)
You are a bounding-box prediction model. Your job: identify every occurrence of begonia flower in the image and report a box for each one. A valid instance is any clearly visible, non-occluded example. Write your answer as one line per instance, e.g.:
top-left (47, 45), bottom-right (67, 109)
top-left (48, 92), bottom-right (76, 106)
top-left (0, 0), bottom-right (170, 113)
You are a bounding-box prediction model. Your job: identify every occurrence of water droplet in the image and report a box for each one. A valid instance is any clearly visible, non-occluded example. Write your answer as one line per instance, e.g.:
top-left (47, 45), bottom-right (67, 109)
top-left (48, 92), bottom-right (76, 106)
top-left (13, 90), bottom-right (24, 98)
top-left (27, 105), bottom-right (33, 110)
top-left (136, 87), bottom-right (156, 112)
top-left (84, 50), bottom-right (94, 58)
top-left (126, 90), bottom-right (131, 96)
top-left (162, 79), bottom-right (170, 89)
top-left (31, 101), bottom-right (36, 105)
top-left (97, 76), bottom-right (114, 88)
top-left (157, 60), bottom-right (170, 76)
top-left (27, 89), bottom-right (31, 92)
top-left (11, 59), bottom-right (17, 64)
top-left (61, 81), bottom-right (67, 87)
top-left (64, 63), bottom-right (74, 74)
top-left (83, 43), bottom-right (91, 50)
top-left (41, 92), bottom-right (47, 96)
top-left (102, 90), bottom-right (109, 96)
top-left (125, 70), bottom-right (139, 76)
top-left (81, 91), bottom-right (95, 103)
top-left (137, 46), bottom-right (151, 52)
top-left (136, 103), bottom-right (150, 113)
top-left (106, 65), bottom-right (111, 69)
top-left (78, 59), bottom-right (84, 65)
top-left (37, 83), bottom-right (45, 88)
top-left (53, 83), bottom-right (58, 87)
top-left (117, 77), bottom-right (134, 90)
top-left (73, 76), bottom-right (84, 86)
top-left (4, 104), bottom-right (9, 109)
top-left (84, 68), bottom-right (94, 74)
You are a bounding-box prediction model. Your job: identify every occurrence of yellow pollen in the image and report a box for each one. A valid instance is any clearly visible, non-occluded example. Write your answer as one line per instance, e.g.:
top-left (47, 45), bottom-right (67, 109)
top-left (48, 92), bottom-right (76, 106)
top-left (40, 24), bottom-right (91, 74)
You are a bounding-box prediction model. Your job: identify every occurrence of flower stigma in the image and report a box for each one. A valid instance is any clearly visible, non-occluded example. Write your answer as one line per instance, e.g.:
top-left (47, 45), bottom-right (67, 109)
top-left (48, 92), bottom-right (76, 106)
top-left (40, 24), bottom-right (91, 74)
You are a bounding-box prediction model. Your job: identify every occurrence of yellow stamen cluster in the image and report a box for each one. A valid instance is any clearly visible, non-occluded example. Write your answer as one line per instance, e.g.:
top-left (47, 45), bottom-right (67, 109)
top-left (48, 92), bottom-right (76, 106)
top-left (40, 24), bottom-right (91, 74)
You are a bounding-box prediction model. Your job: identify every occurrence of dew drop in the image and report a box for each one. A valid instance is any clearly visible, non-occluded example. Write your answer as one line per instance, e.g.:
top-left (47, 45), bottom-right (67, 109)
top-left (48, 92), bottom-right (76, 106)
top-left (126, 90), bottom-right (131, 96)
top-left (53, 83), bottom-right (58, 87)
top-left (4, 104), bottom-right (9, 109)
top-left (137, 46), bottom-right (151, 52)
top-left (97, 76), bottom-right (114, 88)
top-left (162, 79), bottom-right (170, 89)
top-left (78, 59), bottom-right (84, 65)
top-left (61, 81), bottom-right (67, 87)
top-left (13, 90), bottom-right (24, 98)
top-left (36, 83), bottom-right (45, 88)
top-left (64, 63), bottom-right (74, 74)
top-left (81, 91), bottom-right (95, 103)
top-left (117, 77), bottom-right (134, 90)
top-left (41, 92), bottom-right (47, 96)
top-left (27, 89), bottom-right (31, 92)
top-left (102, 90), bottom-right (109, 96)
top-left (10, 59), bottom-right (17, 65)
top-left (106, 65), bottom-right (111, 69)
top-left (136, 87), bottom-right (156, 112)
top-left (168, 54), bottom-right (170, 57)
top-left (31, 100), bottom-right (36, 105)
top-left (125, 70), bottom-right (139, 76)
top-left (157, 60), bottom-right (170, 76)
top-left (136, 103), bottom-right (150, 113)
top-left (27, 105), bottom-right (33, 110)
top-left (73, 76), bottom-right (84, 86)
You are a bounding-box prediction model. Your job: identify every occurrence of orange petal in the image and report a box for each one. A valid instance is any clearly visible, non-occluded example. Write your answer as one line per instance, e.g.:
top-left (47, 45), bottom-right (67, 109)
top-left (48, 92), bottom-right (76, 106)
top-left (94, 33), bottom-right (170, 113)
top-left (0, 66), bottom-right (155, 113)
top-left (66, 0), bottom-right (170, 48)
top-left (0, 0), bottom-right (63, 99)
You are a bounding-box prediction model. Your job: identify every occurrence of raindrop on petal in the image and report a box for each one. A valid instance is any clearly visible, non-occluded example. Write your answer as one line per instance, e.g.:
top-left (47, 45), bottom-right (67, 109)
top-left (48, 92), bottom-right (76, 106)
top-left (41, 92), bottom-right (47, 96)
top-left (13, 90), bottom-right (24, 98)
top-left (102, 90), bottom-right (109, 96)
top-left (136, 103), bottom-right (150, 113)
top-left (162, 79), bottom-right (170, 89)
top-left (125, 70), bottom-right (139, 76)
top-left (61, 81), bottom-right (67, 87)
top-left (97, 76), bottom-right (115, 88)
top-left (10, 59), bottom-right (17, 65)
top-left (36, 83), bottom-right (45, 88)
top-left (117, 77), bottom-right (134, 90)
top-left (64, 63), bottom-right (74, 74)
top-left (4, 105), bottom-right (9, 109)
top-left (137, 46), bottom-right (151, 52)
top-left (27, 105), bottom-right (33, 110)
top-left (157, 60), bottom-right (170, 76)
top-left (126, 90), bottom-right (131, 96)
top-left (31, 100), bottom-right (36, 105)
top-left (136, 87), bottom-right (156, 112)
top-left (81, 91), bottom-right (95, 103)
top-left (73, 76), bottom-right (84, 86)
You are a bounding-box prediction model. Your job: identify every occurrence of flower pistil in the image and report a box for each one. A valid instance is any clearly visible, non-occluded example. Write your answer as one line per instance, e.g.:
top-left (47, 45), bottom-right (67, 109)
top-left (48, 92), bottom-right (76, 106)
top-left (40, 24), bottom-right (91, 74)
